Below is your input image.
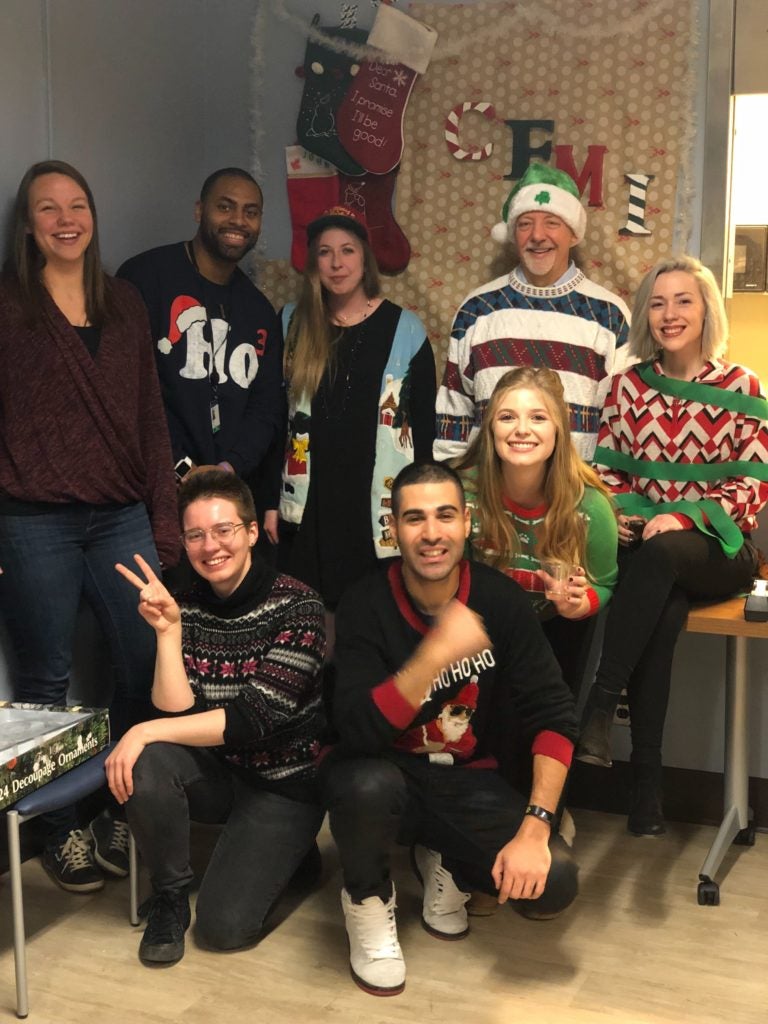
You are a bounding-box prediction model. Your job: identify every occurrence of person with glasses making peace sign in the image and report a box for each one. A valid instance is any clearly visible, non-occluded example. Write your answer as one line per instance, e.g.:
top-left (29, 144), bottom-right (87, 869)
top-left (106, 468), bottom-right (326, 967)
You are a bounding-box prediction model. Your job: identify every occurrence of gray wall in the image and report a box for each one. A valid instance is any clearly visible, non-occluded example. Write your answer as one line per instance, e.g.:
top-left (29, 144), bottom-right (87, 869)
top-left (0, 0), bottom-right (255, 271)
top-left (2, 1), bottom-right (765, 783)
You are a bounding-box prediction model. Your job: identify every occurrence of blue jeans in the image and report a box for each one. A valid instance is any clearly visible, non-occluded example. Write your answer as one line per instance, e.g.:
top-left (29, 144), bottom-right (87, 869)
top-left (0, 502), bottom-right (160, 737)
top-left (127, 743), bottom-right (324, 950)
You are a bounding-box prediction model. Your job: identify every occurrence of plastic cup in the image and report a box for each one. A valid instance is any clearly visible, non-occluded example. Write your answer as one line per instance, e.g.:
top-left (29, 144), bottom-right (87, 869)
top-left (541, 560), bottom-right (576, 598)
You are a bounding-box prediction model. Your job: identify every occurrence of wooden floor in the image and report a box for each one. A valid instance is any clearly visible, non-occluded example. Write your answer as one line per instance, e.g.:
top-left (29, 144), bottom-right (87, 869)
top-left (2, 810), bottom-right (767, 1024)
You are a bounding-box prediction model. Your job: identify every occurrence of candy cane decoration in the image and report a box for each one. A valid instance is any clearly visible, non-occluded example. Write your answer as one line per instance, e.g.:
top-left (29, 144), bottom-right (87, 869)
top-left (444, 101), bottom-right (496, 161)
top-left (619, 173), bottom-right (655, 236)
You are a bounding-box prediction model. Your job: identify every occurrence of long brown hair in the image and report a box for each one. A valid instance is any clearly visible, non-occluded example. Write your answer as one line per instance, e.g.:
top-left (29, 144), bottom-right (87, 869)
top-left (455, 367), bottom-right (610, 572)
top-left (284, 227), bottom-right (381, 402)
top-left (5, 160), bottom-right (110, 326)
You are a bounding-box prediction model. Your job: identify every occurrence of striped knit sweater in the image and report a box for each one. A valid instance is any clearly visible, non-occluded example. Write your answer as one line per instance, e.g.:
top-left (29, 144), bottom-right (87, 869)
top-left (594, 359), bottom-right (768, 540)
top-left (179, 559), bottom-right (325, 785)
top-left (434, 266), bottom-right (631, 463)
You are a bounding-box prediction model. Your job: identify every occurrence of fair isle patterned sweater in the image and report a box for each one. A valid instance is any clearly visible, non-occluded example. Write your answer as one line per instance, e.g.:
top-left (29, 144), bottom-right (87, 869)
top-left (594, 360), bottom-right (768, 546)
top-left (434, 267), bottom-right (631, 463)
top-left (180, 559), bottom-right (325, 789)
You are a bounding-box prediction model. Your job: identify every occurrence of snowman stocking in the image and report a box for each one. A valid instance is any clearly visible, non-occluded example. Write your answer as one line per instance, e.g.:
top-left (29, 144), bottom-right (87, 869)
top-left (295, 17), bottom-right (367, 175)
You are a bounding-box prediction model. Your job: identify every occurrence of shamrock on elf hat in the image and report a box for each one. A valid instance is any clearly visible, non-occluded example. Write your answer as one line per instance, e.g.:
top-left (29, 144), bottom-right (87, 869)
top-left (490, 164), bottom-right (587, 245)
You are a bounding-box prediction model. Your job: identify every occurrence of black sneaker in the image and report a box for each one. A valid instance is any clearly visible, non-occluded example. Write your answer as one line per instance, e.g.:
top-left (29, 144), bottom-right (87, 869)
top-left (42, 829), bottom-right (104, 893)
top-left (89, 809), bottom-right (130, 877)
top-left (139, 890), bottom-right (191, 966)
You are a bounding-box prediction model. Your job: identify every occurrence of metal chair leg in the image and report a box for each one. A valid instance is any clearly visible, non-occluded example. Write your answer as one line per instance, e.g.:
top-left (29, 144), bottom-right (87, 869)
top-left (8, 810), bottom-right (29, 1019)
top-left (129, 830), bottom-right (140, 926)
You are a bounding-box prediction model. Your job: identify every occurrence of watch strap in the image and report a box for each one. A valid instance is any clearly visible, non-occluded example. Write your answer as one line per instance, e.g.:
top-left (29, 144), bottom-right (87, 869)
top-left (525, 803), bottom-right (555, 827)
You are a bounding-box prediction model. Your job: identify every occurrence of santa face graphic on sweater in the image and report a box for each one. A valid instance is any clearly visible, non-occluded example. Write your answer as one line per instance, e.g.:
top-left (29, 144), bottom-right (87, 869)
top-left (399, 678), bottom-right (479, 758)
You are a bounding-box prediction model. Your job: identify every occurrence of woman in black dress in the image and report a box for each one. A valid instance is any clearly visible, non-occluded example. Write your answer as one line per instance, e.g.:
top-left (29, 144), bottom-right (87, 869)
top-left (279, 206), bottom-right (435, 624)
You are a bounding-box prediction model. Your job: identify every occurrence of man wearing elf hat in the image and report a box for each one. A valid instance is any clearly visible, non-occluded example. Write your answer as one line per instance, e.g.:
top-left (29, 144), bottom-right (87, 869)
top-left (117, 168), bottom-right (285, 544)
top-left (434, 164), bottom-right (631, 463)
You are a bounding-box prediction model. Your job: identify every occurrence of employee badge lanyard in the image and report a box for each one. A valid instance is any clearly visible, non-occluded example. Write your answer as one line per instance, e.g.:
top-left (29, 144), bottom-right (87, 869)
top-left (186, 241), bottom-right (231, 435)
top-left (206, 313), bottom-right (230, 435)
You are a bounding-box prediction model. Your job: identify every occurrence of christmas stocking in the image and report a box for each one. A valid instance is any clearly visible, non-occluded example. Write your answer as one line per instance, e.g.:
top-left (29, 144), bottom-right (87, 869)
top-left (295, 17), bottom-right (367, 176)
top-left (285, 145), bottom-right (340, 273)
top-left (339, 168), bottom-right (411, 274)
top-left (337, 4), bottom-right (437, 175)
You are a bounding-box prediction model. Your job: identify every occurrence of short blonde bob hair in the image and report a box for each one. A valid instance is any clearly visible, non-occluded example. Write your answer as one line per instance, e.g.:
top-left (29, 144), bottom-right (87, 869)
top-left (629, 254), bottom-right (728, 362)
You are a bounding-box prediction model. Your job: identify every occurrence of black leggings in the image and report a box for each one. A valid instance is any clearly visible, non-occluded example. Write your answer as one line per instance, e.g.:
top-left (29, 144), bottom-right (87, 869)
top-left (595, 531), bottom-right (756, 761)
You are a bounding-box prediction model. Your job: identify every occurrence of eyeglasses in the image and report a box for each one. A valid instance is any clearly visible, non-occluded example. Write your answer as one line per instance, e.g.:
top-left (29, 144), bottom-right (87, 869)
top-left (180, 522), bottom-right (248, 549)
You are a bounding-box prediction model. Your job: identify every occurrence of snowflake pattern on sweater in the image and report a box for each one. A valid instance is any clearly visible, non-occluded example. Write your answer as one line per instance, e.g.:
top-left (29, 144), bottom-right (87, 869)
top-left (180, 565), bottom-right (325, 782)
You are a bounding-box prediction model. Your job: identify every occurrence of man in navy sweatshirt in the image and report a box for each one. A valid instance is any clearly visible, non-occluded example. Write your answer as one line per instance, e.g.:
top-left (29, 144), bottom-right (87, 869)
top-left (118, 168), bottom-right (284, 544)
top-left (322, 461), bottom-right (578, 996)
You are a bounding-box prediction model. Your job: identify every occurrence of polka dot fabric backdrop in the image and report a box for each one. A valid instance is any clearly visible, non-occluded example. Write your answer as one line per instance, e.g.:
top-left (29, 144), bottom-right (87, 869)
top-left (259, 0), bottom-right (698, 376)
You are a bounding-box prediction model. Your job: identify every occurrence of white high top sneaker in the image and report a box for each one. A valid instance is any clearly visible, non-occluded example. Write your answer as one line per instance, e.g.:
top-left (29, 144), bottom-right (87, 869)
top-left (341, 886), bottom-right (405, 995)
top-left (412, 845), bottom-right (470, 939)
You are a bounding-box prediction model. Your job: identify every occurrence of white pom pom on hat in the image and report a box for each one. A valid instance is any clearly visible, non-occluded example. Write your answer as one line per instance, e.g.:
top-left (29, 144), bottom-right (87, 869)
top-left (491, 164), bottom-right (587, 244)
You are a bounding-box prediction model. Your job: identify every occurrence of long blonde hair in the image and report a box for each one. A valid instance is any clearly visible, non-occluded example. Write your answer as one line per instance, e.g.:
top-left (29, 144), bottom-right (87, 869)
top-left (284, 228), bottom-right (381, 402)
top-left (454, 367), bottom-right (610, 572)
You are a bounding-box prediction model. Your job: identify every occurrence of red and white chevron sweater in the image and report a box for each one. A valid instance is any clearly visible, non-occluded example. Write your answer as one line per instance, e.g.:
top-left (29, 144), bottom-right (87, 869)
top-left (595, 359), bottom-right (768, 533)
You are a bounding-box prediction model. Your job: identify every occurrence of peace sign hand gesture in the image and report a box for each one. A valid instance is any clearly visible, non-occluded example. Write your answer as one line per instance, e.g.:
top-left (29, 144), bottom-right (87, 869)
top-left (115, 554), bottom-right (181, 635)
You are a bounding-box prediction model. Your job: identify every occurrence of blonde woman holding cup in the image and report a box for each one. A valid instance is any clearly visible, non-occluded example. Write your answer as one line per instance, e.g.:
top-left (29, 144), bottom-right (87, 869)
top-left (455, 367), bottom-right (618, 698)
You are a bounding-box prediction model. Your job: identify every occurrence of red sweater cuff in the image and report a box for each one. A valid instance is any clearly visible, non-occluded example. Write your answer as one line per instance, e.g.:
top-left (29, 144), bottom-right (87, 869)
top-left (531, 729), bottom-right (574, 768)
top-left (372, 676), bottom-right (416, 730)
top-left (572, 587), bottom-right (600, 619)
top-left (671, 513), bottom-right (695, 529)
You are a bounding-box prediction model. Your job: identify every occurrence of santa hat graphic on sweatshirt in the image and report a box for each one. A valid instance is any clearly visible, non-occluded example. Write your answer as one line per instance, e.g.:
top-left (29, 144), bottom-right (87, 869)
top-left (157, 295), bottom-right (206, 354)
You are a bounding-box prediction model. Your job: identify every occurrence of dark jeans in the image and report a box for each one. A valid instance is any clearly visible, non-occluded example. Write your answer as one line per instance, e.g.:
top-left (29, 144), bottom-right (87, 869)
top-left (0, 503), bottom-right (160, 841)
top-left (595, 531), bottom-right (756, 761)
top-left (321, 754), bottom-right (578, 918)
top-left (127, 743), bottom-right (324, 950)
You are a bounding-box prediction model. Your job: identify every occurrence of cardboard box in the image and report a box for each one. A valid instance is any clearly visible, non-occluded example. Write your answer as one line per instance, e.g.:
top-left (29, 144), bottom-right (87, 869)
top-left (0, 703), bottom-right (110, 811)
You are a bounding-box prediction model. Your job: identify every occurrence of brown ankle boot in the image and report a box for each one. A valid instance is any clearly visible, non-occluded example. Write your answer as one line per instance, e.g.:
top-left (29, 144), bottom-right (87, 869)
top-left (574, 685), bottom-right (619, 767)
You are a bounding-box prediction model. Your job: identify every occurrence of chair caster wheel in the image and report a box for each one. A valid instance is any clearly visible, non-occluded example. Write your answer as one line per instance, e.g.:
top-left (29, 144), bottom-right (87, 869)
top-left (697, 880), bottom-right (720, 906)
top-left (734, 824), bottom-right (756, 847)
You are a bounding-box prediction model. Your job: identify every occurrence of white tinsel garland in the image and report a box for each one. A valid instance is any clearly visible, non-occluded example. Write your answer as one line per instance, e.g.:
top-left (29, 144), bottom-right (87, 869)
top-left (270, 0), bottom-right (688, 61)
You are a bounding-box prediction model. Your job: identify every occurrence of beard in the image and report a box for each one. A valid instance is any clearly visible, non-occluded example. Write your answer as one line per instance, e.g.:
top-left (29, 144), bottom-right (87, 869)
top-left (439, 709), bottom-right (470, 742)
top-left (198, 217), bottom-right (258, 264)
top-left (519, 246), bottom-right (560, 281)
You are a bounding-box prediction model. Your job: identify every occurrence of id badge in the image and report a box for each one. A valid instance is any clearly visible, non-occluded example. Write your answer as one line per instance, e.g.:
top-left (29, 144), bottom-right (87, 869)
top-left (210, 400), bottom-right (221, 433)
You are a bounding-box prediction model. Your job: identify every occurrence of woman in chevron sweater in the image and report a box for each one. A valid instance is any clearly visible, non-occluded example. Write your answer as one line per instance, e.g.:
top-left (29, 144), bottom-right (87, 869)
top-left (576, 255), bottom-right (768, 836)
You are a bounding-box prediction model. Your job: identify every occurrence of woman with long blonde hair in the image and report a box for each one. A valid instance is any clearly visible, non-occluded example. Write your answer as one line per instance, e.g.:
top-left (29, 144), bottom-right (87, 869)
top-left (278, 206), bottom-right (435, 614)
top-left (456, 366), bottom-right (618, 695)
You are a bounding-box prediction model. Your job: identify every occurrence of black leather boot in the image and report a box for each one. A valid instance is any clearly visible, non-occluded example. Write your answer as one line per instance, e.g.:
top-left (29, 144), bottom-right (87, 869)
top-left (627, 760), bottom-right (666, 837)
top-left (574, 685), bottom-right (619, 767)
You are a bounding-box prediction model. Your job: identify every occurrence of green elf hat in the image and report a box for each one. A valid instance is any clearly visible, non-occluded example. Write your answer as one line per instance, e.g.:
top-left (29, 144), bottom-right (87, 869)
top-left (491, 163), bottom-right (587, 244)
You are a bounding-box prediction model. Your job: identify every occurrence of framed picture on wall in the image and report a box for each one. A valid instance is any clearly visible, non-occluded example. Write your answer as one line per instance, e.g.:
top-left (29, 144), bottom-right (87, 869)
top-left (733, 225), bottom-right (767, 292)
